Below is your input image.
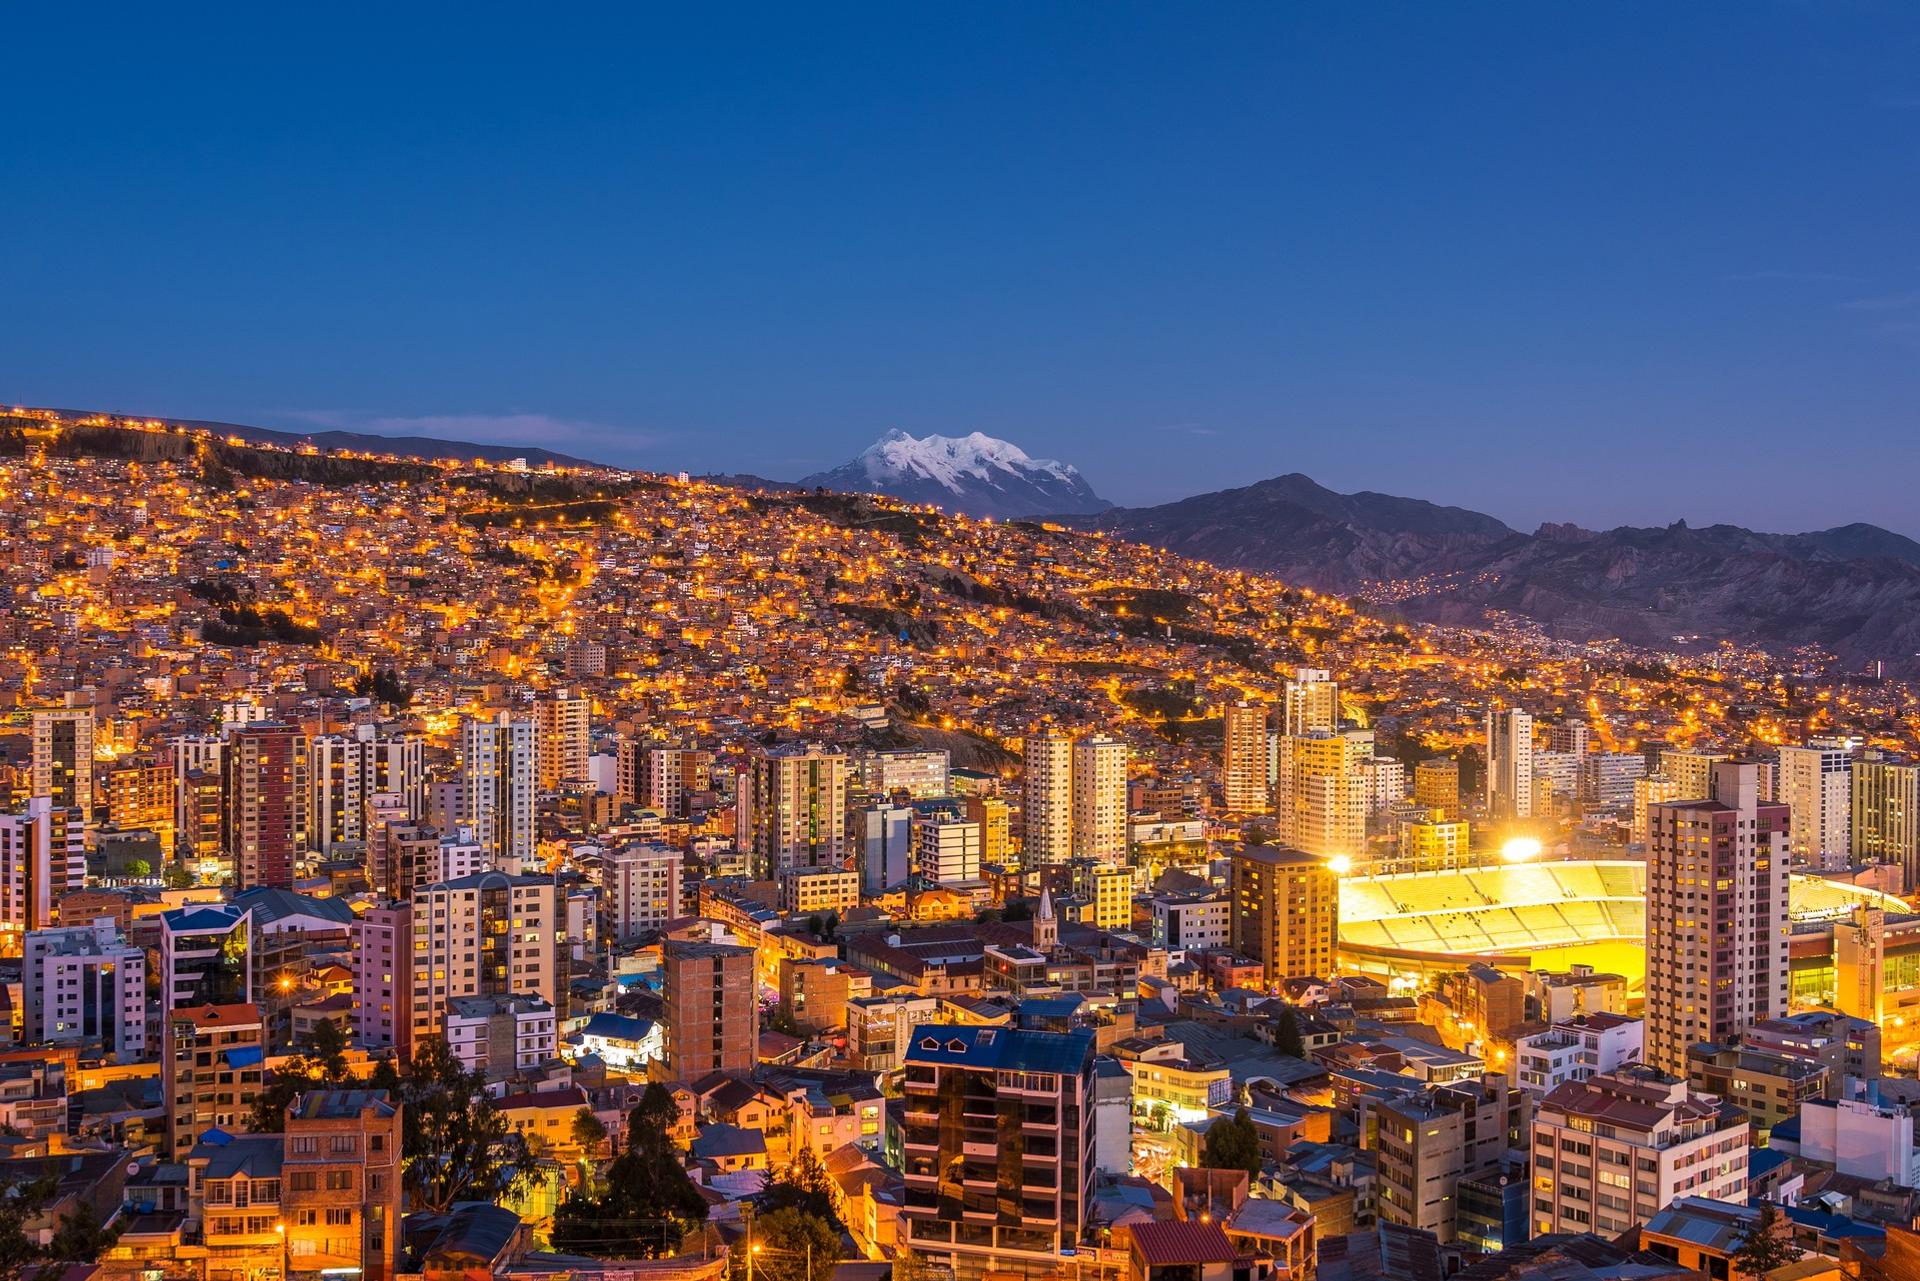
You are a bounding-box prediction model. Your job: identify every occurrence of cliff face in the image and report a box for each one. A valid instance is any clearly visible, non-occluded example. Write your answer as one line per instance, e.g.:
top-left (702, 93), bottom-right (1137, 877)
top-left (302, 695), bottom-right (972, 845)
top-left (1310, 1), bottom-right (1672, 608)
top-left (1080, 477), bottom-right (1920, 673)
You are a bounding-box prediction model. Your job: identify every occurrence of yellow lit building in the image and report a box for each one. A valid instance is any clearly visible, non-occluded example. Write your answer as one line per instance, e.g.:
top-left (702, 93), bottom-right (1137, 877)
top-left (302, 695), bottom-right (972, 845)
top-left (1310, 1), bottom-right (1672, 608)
top-left (1092, 864), bottom-right (1134, 931)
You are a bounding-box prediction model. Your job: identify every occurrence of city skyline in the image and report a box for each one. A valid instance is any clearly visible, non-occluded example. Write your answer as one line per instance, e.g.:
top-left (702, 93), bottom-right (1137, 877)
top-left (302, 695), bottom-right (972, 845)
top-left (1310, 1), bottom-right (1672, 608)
top-left (7, 6), bottom-right (1920, 530)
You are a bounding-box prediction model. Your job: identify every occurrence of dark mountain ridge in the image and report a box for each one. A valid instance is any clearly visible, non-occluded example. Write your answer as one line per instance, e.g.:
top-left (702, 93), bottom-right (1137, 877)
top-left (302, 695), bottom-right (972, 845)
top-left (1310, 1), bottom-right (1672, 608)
top-left (1075, 477), bottom-right (1920, 673)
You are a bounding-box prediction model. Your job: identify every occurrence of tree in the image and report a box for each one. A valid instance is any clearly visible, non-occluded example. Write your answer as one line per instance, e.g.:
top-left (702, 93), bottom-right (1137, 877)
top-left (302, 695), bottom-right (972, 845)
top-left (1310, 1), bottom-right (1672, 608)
top-left (1731, 1205), bottom-right (1804, 1278)
top-left (1275, 1006), bottom-right (1306, 1059)
top-left (45, 1202), bottom-right (117, 1263)
top-left (742, 1208), bottom-right (840, 1281)
top-left (1200, 1107), bottom-right (1263, 1178)
top-left (126, 858), bottom-right (152, 877)
top-left (162, 863), bottom-right (195, 889)
top-left (396, 1036), bottom-right (537, 1213)
top-left (250, 1019), bottom-right (359, 1132)
top-left (571, 1108), bottom-right (608, 1157)
top-left (551, 1083), bottom-right (708, 1258)
top-left (760, 1145), bottom-right (842, 1230)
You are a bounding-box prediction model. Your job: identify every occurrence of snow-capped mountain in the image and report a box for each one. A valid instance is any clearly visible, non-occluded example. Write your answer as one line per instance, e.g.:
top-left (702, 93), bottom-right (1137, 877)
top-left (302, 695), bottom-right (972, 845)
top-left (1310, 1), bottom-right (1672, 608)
top-left (800, 429), bottom-right (1111, 519)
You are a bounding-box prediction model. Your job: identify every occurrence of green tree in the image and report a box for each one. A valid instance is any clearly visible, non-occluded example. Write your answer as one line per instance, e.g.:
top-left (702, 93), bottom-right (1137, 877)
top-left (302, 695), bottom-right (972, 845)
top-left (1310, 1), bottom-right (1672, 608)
top-left (741, 1208), bottom-right (840, 1281)
top-left (551, 1083), bottom-right (708, 1258)
top-left (126, 858), bottom-right (152, 877)
top-left (1275, 1007), bottom-right (1306, 1059)
top-left (760, 1145), bottom-right (842, 1230)
top-left (1200, 1107), bottom-right (1263, 1178)
top-left (572, 1107), bottom-right (608, 1158)
top-left (396, 1036), bottom-right (537, 1213)
top-left (1731, 1205), bottom-right (1804, 1278)
top-left (162, 863), bottom-right (196, 889)
top-left (250, 1019), bottom-right (359, 1132)
top-left (45, 1201), bottom-right (117, 1263)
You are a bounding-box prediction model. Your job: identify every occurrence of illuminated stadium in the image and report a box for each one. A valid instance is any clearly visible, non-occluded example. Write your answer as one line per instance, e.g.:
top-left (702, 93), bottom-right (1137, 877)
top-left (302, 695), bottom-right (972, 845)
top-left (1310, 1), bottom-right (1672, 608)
top-left (1336, 860), bottom-right (1909, 995)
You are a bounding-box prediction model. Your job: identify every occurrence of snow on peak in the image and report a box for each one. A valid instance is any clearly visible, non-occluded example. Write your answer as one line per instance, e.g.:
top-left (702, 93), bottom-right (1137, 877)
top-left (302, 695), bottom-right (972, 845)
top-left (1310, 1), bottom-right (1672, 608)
top-left (856, 430), bottom-right (1080, 493)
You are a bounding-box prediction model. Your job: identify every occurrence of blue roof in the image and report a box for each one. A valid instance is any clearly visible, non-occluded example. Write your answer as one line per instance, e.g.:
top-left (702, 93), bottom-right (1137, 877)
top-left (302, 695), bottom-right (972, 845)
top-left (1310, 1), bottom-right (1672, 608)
top-left (1783, 1206), bottom-right (1884, 1239)
top-left (224, 1046), bottom-right (264, 1069)
top-left (904, 1023), bottom-right (1094, 1075)
top-left (1748, 1147), bottom-right (1793, 1181)
top-left (1769, 1115), bottom-right (1802, 1143)
top-left (581, 1013), bottom-right (655, 1042)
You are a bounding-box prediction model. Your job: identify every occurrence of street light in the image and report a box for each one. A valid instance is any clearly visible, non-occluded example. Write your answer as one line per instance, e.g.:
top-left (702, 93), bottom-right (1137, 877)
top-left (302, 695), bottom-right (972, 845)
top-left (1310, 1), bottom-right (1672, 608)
top-left (275, 1222), bottom-right (288, 1281)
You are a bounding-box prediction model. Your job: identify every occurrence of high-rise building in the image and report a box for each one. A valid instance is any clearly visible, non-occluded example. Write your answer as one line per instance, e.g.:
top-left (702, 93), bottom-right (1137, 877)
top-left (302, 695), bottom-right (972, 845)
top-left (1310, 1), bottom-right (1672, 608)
top-left (964, 795), bottom-right (1011, 866)
top-left (1485, 708), bottom-right (1534, 821)
top-left (1777, 740), bottom-right (1854, 870)
top-left (1275, 730), bottom-right (1369, 858)
top-left (309, 728), bottom-right (425, 854)
top-left (859, 749), bottom-right (952, 800)
top-left (283, 1090), bottom-right (404, 1281)
top-left (23, 920), bottom-right (146, 1059)
top-left (1645, 762), bottom-right (1788, 1075)
top-left (460, 714), bottom-right (535, 866)
top-left (102, 755), bottom-right (173, 840)
top-left (1223, 703), bottom-right (1272, 814)
top-left (1547, 719), bottom-right (1590, 757)
top-left (1023, 729), bottom-right (1075, 864)
top-left (642, 745), bottom-right (712, 818)
top-left (1580, 752), bottom-right (1647, 809)
top-left (1282, 668), bottom-right (1340, 737)
top-left (534, 689), bottom-right (591, 792)
top-left (1071, 736), bottom-right (1128, 860)
top-left (1853, 751), bottom-right (1920, 884)
top-left (30, 708), bottom-right (94, 816)
top-left (350, 904), bottom-right (412, 1055)
top-left (1091, 864), bottom-right (1133, 931)
top-left (852, 802), bottom-right (915, 895)
top-left (1414, 758), bottom-right (1461, 815)
top-left (225, 723), bottom-right (308, 889)
top-left (662, 939), bottom-right (757, 1079)
top-left (160, 902), bottom-right (253, 1010)
top-left (1359, 754), bottom-right (1407, 815)
top-left (1532, 1068), bottom-right (1749, 1238)
top-left (601, 843), bottom-right (682, 942)
top-left (165, 1002), bottom-right (265, 1158)
top-left (408, 872), bottom-right (563, 1054)
top-left (1631, 774), bottom-right (1682, 845)
top-left (900, 1024), bottom-right (1096, 1277)
top-left (1660, 750), bottom-right (1729, 801)
top-left (0, 797), bottom-right (85, 942)
top-left (915, 817), bottom-right (983, 886)
top-left (1230, 844), bottom-right (1337, 983)
top-left (739, 743), bottom-right (848, 877)
top-left (167, 733), bottom-right (227, 865)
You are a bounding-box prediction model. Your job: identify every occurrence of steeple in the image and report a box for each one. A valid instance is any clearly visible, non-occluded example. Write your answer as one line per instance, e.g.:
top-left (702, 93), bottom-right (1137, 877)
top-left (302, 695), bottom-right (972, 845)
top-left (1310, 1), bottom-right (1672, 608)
top-left (1033, 886), bottom-right (1057, 952)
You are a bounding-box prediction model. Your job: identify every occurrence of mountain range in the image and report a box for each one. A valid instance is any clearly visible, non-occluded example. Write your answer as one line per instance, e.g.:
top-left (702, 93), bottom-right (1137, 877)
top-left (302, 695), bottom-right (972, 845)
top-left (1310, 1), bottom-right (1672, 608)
top-left (1071, 474), bottom-right (1920, 673)
top-left (32, 406), bottom-right (1920, 672)
top-left (798, 429), bottom-right (1111, 519)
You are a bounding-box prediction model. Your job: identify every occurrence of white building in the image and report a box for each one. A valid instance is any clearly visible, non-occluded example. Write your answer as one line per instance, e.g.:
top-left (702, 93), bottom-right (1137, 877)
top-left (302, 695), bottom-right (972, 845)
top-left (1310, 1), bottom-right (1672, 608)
top-left (1023, 730), bottom-right (1075, 864)
top-left (1072, 736), bottom-right (1129, 860)
top-left (1513, 1013), bottom-right (1643, 1096)
top-left (1581, 752), bottom-right (1647, 809)
top-left (24, 921), bottom-right (146, 1060)
top-left (1780, 1094), bottom-right (1918, 1186)
top-left (859, 749), bottom-right (951, 800)
top-left (915, 816), bottom-right (983, 885)
top-left (1485, 707), bottom-right (1534, 821)
top-left (461, 714), bottom-right (536, 864)
top-left (1151, 892), bottom-right (1229, 952)
top-left (1778, 739), bottom-right (1855, 871)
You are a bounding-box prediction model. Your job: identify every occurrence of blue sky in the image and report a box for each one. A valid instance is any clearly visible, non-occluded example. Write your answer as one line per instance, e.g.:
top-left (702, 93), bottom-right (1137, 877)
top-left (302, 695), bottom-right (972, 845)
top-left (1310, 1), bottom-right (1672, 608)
top-left (5, 3), bottom-right (1920, 530)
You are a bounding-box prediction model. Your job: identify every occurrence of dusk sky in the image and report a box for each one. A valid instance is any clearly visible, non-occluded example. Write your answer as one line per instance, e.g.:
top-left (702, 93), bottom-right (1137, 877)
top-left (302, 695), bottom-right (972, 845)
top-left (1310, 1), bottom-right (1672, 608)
top-left (7, 5), bottom-right (1920, 532)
